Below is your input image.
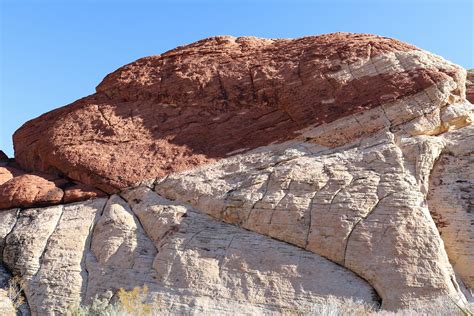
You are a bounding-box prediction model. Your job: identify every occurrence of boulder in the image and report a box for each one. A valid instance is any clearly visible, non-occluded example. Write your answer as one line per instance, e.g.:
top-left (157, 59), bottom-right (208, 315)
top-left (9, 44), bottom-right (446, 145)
top-left (0, 161), bottom-right (106, 209)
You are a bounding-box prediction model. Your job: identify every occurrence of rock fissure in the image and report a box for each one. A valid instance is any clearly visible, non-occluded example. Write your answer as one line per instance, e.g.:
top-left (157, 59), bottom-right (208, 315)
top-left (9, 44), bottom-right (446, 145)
top-left (37, 206), bottom-right (65, 268)
top-left (82, 197), bottom-right (109, 302)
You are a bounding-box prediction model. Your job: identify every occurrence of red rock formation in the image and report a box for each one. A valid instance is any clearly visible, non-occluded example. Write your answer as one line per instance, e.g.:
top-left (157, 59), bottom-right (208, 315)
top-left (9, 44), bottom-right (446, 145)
top-left (0, 159), bottom-right (106, 209)
top-left (11, 33), bottom-right (465, 193)
top-left (0, 166), bottom-right (23, 185)
top-left (466, 69), bottom-right (474, 103)
top-left (0, 174), bottom-right (64, 209)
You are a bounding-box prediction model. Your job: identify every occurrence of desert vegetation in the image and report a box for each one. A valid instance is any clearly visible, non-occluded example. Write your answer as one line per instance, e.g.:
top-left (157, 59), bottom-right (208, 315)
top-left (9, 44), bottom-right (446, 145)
top-left (63, 289), bottom-right (473, 316)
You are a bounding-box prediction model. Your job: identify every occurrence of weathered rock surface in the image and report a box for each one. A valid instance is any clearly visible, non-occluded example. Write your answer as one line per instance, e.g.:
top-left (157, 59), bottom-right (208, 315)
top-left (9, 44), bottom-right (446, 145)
top-left (466, 69), bottom-right (474, 103)
top-left (0, 265), bottom-right (16, 316)
top-left (427, 125), bottom-right (474, 289)
top-left (2, 196), bottom-right (378, 315)
top-left (0, 159), bottom-right (106, 209)
top-left (153, 104), bottom-right (473, 310)
top-left (12, 33), bottom-right (466, 193)
top-left (0, 33), bottom-right (473, 314)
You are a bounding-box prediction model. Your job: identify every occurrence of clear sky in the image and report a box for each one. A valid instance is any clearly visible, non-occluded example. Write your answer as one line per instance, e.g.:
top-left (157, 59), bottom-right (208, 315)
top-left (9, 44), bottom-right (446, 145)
top-left (1, 0), bottom-right (473, 157)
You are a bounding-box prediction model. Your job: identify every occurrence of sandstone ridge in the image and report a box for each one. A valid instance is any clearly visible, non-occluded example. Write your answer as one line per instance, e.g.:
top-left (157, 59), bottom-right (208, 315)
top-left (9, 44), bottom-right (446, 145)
top-left (0, 33), bottom-right (473, 314)
top-left (12, 33), bottom-right (468, 193)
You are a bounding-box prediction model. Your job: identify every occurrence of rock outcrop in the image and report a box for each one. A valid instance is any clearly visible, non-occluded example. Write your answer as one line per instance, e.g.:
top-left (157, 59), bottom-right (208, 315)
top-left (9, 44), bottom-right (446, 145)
top-left (0, 158), bottom-right (105, 209)
top-left (0, 33), bottom-right (473, 314)
top-left (12, 33), bottom-right (467, 193)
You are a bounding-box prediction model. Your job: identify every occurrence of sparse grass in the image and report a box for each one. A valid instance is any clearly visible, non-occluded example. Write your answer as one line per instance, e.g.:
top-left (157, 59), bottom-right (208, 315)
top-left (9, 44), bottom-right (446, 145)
top-left (7, 276), bottom-right (25, 309)
top-left (4, 281), bottom-right (471, 316)
top-left (67, 292), bottom-right (473, 316)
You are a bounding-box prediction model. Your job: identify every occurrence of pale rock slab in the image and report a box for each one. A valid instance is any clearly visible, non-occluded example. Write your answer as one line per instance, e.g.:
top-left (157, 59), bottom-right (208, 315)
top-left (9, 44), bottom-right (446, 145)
top-left (0, 194), bottom-right (379, 315)
top-left (85, 195), bottom-right (158, 301)
top-left (155, 103), bottom-right (472, 310)
top-left (0, 265), bottom-right (16, 316)
top-left (85, 189), bottom-right (378, 314)
top-left (3, 206), bottom-right (63, 279)
top-left (2, 199), bottom-right (107, 315)
top-left (121, 187), bottom-right (187, 245)
top-left (428, 125), bottom-right (474, 289)
top-left (0, 209), bottom-right (19, 255)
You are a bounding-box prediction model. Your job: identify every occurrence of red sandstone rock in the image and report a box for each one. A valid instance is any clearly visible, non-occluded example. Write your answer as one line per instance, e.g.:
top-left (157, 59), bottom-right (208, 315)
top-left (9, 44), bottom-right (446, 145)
top-left (0, 174), bottom-right (64, 209)
top-left (63, 183), bottom-right (107, 204)
top-left (0, 166), bottom-right (24, 185)
top-left (466, 69), bottom-right (474, 103)
top-left (0, 158), bottom-right (107, 209)
top-left (0, 169), bottom-right (107, 209)
top-left (12, 33), bottom-right (464, 193)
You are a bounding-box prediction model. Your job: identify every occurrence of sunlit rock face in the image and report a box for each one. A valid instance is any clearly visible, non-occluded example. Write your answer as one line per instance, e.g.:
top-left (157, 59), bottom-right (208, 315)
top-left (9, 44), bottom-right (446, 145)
top-left (0, 33), bottom-right (473, 314)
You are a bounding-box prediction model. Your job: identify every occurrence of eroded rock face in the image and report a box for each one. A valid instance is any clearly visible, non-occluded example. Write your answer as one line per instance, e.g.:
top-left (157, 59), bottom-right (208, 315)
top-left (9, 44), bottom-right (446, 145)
top-left (427, 125), bottom-right (474, 289)
top-left (0, 33), bottom-right (473, 314)
top-left (12, 33), bottom-right (466, 193)
top-left (2, 196), bottom-right (378, 315)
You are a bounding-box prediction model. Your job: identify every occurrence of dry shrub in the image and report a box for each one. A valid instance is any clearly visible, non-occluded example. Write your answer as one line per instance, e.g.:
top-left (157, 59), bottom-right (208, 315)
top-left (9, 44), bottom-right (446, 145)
top-left (7, 276), bottom-right (25, 309)
top-left (66, 284), bottom-right (159, 316)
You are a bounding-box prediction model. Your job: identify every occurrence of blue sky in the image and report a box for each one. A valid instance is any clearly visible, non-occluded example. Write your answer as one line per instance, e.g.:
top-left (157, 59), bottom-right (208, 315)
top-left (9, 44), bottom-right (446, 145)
top-left (1, 0), bottom-right (473, 157)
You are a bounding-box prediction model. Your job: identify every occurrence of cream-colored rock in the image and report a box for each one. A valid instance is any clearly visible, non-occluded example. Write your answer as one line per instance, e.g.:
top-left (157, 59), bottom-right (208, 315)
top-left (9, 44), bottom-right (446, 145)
top-left (150, 205), bottom-right (378, 314)
top-left (121, 186), bottom-right (187, 245)
top-left (155, 99), bottom-right (473, 309)
top-left (0, 265), bottom-right (16, 316)
top-left (86, 190), bottom-right (378, 314)
top-left (86, 195), bottom-right (157, 301)
top-left (0, 209), bottom-right (18, 255)
top-left (2, 199), bottom-right (107, 315)
top-left (428, 125), bottom-right (474, 289)
top-left (28, 199), bottom-right (106, 315)
top-left (3, 206), bottom-right (63, 278)
top-left (0, 194), bottom-right (379, 315)
top-left (0, 288), bottom-right (15, 316)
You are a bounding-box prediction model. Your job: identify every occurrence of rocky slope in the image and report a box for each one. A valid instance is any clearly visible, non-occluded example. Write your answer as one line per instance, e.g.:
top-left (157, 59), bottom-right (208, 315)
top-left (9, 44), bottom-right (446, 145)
top-left (0, 33), bottom-right (473, 314)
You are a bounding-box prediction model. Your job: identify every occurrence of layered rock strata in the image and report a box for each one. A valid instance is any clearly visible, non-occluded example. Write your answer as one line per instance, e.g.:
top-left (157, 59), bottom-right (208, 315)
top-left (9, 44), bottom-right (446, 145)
top-left (0, 33), bottom-right (472, 314)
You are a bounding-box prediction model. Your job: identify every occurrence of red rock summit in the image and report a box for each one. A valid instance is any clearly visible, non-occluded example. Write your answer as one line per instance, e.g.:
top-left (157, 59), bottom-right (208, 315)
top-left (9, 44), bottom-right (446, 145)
top-left (10, 33), bottom-right (468, 195)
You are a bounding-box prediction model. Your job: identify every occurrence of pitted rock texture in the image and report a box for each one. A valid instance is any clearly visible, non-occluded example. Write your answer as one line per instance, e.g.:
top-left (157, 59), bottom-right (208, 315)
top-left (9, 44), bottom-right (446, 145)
top-left (12, 33), bottom-right (466, 193)
top-left (0, 34), bottom-right (473, 314)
